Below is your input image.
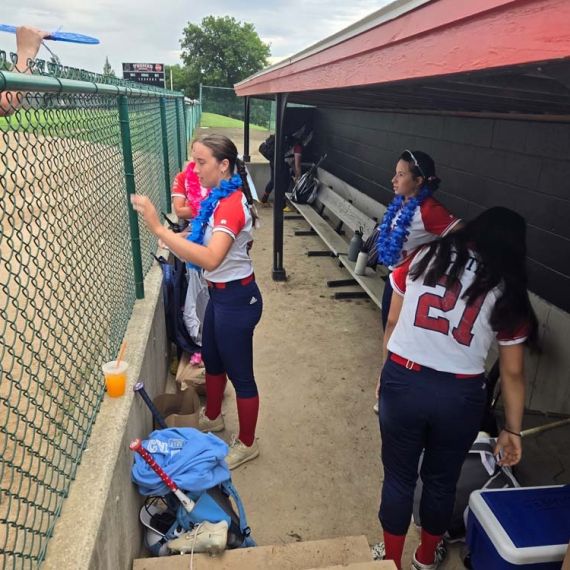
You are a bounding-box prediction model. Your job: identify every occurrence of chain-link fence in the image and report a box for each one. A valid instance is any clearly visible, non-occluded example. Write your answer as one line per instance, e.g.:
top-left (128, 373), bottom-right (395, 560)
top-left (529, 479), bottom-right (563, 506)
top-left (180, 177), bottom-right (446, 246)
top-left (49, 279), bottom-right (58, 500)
top-left (0, 49), bottom-right (200, 568)
top-left (201, 84), bottom-right (274, 130)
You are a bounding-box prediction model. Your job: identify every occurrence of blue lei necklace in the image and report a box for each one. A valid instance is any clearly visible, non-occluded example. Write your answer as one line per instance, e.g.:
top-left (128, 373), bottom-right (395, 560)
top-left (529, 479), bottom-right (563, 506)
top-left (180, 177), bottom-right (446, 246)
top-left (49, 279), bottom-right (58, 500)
top-left (186, 174), bottom-right (242, 271)
top-left (377, 186), bottom-right (432, 267)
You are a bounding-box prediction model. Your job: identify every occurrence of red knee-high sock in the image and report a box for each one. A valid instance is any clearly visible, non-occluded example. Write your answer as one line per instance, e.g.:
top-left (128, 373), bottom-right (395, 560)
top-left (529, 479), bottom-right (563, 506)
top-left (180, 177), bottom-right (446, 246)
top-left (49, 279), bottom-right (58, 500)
top-left (416, 529), bottom-right (443, 565)
top-left (383, 531), bottom-right (406, 570)
top-left (205, 373), bottom-right (226, 420)
top-left (236, 396), bottom-right (259, 446)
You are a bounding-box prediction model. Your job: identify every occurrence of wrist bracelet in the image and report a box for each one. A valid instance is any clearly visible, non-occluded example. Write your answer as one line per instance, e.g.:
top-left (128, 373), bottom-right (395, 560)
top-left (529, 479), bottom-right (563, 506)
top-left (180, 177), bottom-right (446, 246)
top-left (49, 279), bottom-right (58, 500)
top-left (503, 427), bottom-right (522, 437)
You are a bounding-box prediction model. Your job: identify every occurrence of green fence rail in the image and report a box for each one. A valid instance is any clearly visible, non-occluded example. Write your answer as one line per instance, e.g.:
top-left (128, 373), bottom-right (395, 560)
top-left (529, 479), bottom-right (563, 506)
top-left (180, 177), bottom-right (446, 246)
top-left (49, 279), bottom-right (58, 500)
top-left (0, 51), bottom-right (199, 568)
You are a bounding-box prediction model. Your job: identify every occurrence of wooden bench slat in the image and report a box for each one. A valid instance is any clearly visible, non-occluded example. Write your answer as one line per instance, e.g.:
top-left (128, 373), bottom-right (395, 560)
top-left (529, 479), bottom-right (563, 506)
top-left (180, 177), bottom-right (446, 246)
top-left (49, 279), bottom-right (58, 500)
top-left (317, 169), bottom-right (387, 223)
top-left (316, 186), bottom-right (377, 238)
top-left (286, 193), bottom-right (349, 256)
top-left (337, 254), bottom-right (387, 309)
top-left (286, 172), bottom-right (388, 308)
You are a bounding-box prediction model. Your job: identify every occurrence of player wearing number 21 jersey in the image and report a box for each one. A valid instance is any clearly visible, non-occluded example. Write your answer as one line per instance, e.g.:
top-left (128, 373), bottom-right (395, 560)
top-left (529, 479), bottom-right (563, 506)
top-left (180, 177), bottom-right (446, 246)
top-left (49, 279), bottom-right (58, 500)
top-left (375, 207), bottom-right (537, 570)
top-left (389, 248), bottom-right (528, 375)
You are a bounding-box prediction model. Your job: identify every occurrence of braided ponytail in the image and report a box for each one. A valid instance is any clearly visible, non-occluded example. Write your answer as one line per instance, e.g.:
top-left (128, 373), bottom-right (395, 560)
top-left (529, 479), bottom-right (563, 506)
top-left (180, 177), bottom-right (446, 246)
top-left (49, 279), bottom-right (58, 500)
top-left (236, 157), bottom-right (259, 226)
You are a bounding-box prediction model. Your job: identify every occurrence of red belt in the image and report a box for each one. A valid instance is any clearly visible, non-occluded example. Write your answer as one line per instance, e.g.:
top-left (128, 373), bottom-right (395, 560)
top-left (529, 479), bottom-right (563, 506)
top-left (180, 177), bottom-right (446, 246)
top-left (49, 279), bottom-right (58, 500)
top-left (389, 353), bottom-right (481, 379)
top-left (206, 273), bottom-right (255, 289)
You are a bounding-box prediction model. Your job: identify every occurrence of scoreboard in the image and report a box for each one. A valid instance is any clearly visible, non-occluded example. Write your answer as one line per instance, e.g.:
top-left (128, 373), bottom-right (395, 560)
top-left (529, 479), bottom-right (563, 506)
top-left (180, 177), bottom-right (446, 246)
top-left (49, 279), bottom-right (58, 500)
top-left (122, 63), bottom-right (165, 87)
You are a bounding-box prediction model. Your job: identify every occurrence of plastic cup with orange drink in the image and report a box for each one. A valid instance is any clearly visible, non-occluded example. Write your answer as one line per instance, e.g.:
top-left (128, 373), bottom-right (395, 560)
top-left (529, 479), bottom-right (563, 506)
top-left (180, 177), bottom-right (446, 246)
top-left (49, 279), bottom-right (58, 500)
top-left (102, 361), bottom-right (128, 397)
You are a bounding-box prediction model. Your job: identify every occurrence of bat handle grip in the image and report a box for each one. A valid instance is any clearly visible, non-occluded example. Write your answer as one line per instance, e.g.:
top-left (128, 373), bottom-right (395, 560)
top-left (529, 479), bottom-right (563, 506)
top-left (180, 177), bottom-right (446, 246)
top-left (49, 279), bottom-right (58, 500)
top-left (130, 439), bottom-right (177, 492)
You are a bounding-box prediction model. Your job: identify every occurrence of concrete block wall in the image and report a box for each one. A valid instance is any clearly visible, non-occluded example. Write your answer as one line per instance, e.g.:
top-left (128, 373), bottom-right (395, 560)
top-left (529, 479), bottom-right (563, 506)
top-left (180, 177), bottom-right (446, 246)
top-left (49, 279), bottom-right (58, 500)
top-left (42, 263), bottom-right (170, 570)
top-left (312, 108), bottom-right (570, 312)
top-left (311, 108), bottom-right (570, 415)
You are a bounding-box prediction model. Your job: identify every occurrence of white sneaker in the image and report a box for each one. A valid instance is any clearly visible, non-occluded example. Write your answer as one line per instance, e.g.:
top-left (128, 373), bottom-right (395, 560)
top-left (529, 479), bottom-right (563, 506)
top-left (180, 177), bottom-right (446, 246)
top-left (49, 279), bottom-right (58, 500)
top-left (411, 541), bottom-right (447, 570)
top-left (226, 436), bottom-right (259, 470)
top-left (167, 520), bottom-right (228, 555)
top-left (373, 400), bottom-right (379, 414)
top-left (371, 542), bottom-right (385, 560)
top-left (198, 407), bottom-right (225, 433)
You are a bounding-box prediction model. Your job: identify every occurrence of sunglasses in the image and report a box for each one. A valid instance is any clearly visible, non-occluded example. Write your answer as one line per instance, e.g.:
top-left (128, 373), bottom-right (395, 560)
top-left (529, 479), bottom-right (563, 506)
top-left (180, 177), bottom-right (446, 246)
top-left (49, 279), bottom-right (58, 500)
top-left (403, 149), bottom-right (426, 179)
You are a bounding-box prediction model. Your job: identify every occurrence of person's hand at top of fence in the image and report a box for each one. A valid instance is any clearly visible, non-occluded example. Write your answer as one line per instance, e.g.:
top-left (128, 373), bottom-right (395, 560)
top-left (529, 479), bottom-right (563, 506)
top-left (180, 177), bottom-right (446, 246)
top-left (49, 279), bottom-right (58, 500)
top-left (15, 27), bottom-right (48, 72)
top-left (0, 26), bottom-right (49, 117)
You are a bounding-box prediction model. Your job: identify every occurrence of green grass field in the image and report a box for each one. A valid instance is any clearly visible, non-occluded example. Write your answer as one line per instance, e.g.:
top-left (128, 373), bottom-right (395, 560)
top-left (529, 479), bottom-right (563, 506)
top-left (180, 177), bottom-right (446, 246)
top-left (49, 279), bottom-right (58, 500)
top-left (200, 112), bottom-right (267, 131)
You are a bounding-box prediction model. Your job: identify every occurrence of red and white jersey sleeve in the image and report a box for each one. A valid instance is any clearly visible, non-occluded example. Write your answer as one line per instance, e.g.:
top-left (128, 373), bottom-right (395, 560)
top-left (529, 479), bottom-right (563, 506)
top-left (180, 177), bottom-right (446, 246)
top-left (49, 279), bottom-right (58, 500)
top-left (202, 191), bottom-right (254, 282)
top-left (392, 197), bottom-right (460, 267)
top-left (388, 249), bottom-right (527, 374)
top-left (171, 171), bottom-right (186, 199)
top-left (212, 191), bottom-right (246, 238)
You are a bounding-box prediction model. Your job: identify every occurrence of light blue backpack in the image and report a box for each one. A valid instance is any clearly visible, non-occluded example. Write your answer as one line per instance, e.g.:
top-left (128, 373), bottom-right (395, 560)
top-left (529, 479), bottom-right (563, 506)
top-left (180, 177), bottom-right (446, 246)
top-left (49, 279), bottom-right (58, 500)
top-left (132, 428), bottom-right (255, 556)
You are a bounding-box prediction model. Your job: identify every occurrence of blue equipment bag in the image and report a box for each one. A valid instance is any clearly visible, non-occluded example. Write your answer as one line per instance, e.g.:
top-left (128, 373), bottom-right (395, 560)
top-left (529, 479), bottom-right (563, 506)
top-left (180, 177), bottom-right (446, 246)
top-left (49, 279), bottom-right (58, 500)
top-left (132, 428), bottom-right (255, 556)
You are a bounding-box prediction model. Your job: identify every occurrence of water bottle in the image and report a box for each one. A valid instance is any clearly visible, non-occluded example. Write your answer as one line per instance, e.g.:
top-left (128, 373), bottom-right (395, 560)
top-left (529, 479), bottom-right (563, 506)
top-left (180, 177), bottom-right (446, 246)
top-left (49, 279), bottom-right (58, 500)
top-left (348, 227), bottom-right (363, 262)
top-left (355, 250), bottom-right (368, 276)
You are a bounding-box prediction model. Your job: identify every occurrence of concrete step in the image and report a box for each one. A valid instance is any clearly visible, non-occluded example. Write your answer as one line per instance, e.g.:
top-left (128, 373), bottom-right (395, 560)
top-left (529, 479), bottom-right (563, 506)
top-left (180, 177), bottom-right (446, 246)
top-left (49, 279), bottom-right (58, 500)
top-left (133, 535), bottom-right (397, 569)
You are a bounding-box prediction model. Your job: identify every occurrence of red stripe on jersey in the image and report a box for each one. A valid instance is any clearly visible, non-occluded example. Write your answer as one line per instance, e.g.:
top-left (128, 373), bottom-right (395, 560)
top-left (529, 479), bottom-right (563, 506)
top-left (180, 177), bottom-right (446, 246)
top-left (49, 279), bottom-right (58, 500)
top-left (213, 191), bottom-right (246, 237)
top-left (420, 197), bottom-right (459, 236)
top-left (390, 251), bottom-right (417, 295)
top-left (171, 171), bottom-right (185, 197)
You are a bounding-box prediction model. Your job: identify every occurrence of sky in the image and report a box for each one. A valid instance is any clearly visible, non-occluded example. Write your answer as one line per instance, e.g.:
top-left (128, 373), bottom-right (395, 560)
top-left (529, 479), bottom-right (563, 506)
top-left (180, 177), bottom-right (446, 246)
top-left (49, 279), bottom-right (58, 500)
top-left (1, 0), bottom-right (392, 76)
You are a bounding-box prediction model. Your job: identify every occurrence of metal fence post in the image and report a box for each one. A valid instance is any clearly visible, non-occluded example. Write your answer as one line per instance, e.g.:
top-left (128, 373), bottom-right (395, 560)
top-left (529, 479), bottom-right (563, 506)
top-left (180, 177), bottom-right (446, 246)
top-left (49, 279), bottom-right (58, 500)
top-left (182, 97), bottom-right (189, 160)
top-left (118, 94), bottom-right (145, 299)
top-left (243, 96), bottom-right (251, 162)
top-left (175, 97), bottom-right (184, 170)
top-left (159, 97), bottom-right (172, 213)
top-left (272, 92), bottom-right (288, 281)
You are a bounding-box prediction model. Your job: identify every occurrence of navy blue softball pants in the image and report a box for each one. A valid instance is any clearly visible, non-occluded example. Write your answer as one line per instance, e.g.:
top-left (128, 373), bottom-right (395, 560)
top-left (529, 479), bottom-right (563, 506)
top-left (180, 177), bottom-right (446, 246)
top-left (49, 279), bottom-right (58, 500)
top-left (201, 281), bottom-right (262, 398)
top-left (378, 357), bottom-right (487, 536)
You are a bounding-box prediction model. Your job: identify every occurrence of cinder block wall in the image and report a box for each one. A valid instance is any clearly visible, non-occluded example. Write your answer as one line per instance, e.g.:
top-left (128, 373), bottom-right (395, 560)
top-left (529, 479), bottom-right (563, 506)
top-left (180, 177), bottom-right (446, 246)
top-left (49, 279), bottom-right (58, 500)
top-left (310, 108), bottom-right (570, 414)
top-left (312, 109), bottom-right (570, 311)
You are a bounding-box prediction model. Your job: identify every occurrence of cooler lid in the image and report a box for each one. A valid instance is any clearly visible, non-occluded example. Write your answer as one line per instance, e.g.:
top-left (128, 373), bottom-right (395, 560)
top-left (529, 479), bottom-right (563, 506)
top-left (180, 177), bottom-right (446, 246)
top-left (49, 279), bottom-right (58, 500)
top-left (481, 485), bottom-right (570, 548)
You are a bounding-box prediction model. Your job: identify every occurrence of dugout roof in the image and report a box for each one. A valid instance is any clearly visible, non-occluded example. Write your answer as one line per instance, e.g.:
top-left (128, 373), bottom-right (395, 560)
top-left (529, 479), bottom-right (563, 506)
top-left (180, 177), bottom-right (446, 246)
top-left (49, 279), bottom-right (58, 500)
top-left (235, 0), bottom-right (570, 117)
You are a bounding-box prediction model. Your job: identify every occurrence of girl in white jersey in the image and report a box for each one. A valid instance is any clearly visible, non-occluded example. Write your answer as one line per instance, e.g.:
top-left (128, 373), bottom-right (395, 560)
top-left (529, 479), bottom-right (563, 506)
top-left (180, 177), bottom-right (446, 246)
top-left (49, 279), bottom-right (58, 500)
top-left (373, 150), bottom-right (460, 414)
top-left (378, 150), bottom-right (460, 329)
top-left (375, 207), bottom-right (537, 570)
top-left (132, 134), bottom-right (263, 470)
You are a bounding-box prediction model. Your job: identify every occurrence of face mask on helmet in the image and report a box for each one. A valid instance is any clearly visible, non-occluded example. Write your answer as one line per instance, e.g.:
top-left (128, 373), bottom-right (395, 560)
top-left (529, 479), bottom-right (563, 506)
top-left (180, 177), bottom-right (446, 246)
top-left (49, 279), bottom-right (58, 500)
top-left (139, 497), bottom-right (184, 557)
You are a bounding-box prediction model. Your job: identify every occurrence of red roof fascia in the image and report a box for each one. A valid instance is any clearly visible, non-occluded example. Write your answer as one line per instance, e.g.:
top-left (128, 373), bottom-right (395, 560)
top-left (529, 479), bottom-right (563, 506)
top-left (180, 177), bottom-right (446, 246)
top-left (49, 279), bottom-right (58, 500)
top-left (235, 0), bottom-right (570, 96)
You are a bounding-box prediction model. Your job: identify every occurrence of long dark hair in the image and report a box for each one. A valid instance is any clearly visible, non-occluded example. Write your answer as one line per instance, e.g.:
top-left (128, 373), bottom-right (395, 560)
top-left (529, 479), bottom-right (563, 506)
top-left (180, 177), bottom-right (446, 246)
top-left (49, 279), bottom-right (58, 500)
top-left (410, 207), bottom-right (538, 346)
top-left (192, 133), bottom-right (258, 224)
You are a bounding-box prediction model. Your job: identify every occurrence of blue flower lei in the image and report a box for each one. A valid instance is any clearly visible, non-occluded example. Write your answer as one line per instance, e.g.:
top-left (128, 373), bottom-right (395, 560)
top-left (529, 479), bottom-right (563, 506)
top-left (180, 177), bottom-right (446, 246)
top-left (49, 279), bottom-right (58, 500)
top-left (186, 174), bottom-right (242, 271)
top-left (377, 186), bottom-right (432, 267)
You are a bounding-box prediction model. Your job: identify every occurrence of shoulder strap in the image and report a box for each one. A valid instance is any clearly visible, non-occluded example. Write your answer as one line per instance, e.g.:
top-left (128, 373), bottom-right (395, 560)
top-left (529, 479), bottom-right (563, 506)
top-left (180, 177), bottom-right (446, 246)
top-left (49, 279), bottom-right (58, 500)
top-left (221, 480), bottom-right (256, 547)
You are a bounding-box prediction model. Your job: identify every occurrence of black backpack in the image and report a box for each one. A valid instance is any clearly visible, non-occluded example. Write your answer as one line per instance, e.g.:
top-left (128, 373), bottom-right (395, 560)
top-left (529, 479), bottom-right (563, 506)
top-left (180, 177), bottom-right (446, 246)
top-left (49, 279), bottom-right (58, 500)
top-left (155, 255), bottom-right (199, 356)
top-left (412, 435), bottom-right (519, 541)
top-left (258, 135), bottom-right (275, 161)
top-left (290, 154), bottom-right (327, 205)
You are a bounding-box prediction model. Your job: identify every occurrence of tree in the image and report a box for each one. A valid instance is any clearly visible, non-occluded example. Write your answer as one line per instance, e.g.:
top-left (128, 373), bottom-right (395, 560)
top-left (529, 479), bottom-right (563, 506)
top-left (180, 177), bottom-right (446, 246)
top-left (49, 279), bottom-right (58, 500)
top-left (180, 16), bottom-right (270, 99)
top-left (102, 56), bottom-right (116, 77)
top-left (164, 64), bottom-right (191, 94)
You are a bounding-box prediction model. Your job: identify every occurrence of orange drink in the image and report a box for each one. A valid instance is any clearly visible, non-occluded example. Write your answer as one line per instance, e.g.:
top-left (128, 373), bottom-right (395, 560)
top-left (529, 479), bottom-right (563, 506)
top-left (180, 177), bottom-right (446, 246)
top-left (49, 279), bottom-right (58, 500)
top-left (102, 361), bottom-right (128, 397)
